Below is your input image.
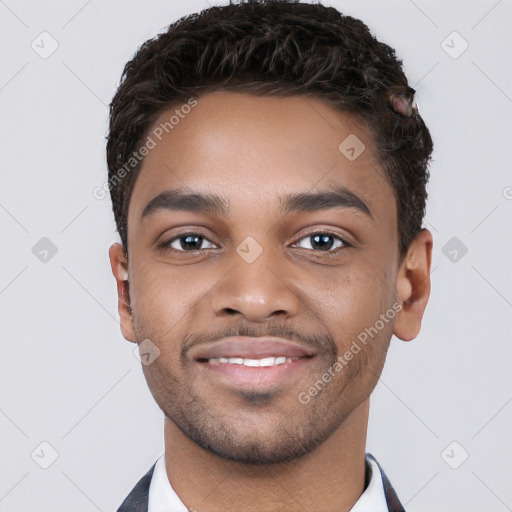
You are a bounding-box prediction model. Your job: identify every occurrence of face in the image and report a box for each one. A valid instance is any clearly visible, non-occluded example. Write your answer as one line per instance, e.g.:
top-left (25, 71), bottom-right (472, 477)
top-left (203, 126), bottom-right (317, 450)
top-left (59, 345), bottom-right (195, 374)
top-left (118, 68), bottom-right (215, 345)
top-left (111, 92), bottom-right (424, 465)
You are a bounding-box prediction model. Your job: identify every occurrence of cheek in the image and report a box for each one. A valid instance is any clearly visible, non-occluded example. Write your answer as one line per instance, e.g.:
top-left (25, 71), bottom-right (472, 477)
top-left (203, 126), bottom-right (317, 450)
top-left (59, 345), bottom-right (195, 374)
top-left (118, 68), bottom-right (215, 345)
top-left (307, 268), bottom-right (386, 328)
top-left (313, 269), bottom-right (395, 398)
top-left (129, 261), bottom-right (208, 338)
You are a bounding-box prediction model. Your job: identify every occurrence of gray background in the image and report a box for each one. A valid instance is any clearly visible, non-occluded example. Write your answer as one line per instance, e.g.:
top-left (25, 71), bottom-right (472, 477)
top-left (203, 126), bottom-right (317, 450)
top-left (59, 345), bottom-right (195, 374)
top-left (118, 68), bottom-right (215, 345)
top-left (0, 0), bottom-right (511, 510)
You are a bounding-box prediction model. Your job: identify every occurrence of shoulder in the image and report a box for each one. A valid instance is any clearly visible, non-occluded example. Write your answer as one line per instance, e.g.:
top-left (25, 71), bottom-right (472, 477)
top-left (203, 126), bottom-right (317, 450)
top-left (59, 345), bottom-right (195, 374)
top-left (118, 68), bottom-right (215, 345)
top-left (116, 462), bottom-right (156, 512)
top-left (366, 453), bottom-right (406, 512)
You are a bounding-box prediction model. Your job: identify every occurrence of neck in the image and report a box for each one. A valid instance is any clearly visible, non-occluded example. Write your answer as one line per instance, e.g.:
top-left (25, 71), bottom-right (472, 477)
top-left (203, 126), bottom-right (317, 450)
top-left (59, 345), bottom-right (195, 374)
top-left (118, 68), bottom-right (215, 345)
top-left (163, 399), bottom-right (369, 512)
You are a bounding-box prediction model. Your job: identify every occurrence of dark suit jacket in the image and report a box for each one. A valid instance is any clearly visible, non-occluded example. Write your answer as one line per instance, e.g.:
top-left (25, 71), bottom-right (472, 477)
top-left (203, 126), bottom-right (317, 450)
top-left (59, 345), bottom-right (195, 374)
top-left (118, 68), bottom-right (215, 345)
top-left (117, 453), bottom-right (406, 512)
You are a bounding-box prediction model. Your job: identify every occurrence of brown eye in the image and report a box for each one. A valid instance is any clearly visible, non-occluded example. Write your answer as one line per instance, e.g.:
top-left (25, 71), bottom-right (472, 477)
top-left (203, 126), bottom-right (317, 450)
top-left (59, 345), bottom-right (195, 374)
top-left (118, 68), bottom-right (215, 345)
top-left (162, 233), bottom-right (216, 251)
top-left (294, 233), bottom-right (347, 251)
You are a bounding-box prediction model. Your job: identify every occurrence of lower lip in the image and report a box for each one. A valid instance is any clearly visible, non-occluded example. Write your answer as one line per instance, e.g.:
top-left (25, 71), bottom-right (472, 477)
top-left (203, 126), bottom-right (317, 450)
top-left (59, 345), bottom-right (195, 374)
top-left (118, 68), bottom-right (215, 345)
top-left (196, 357), bottom-right (315, 389)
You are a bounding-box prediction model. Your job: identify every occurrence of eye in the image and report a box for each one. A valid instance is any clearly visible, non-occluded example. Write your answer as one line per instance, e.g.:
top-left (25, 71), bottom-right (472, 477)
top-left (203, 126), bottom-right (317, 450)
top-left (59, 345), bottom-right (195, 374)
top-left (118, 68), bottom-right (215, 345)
top-left (161, 233), bottom-right (217, 251)
top-left (293, 233), bottom-right (348, 251)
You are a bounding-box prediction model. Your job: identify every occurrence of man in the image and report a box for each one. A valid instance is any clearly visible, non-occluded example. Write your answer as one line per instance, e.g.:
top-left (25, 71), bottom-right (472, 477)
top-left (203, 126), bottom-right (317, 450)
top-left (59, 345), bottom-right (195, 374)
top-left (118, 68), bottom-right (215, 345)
top-left (107, 1), bottom-right (433, 510)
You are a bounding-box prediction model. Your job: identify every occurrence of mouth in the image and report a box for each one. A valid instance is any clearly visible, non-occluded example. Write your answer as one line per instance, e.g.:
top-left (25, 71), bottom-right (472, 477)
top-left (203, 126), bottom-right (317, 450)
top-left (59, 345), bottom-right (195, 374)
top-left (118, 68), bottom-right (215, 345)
top-left (190, 336), bottom-right (316, 389)
top-left (200, 355), bottom-right (306, 367)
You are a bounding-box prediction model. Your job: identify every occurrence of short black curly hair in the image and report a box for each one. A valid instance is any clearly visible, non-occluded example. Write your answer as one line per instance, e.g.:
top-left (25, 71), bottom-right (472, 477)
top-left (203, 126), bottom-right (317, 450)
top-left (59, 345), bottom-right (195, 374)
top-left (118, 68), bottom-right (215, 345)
top-left (106, 0), bottom-right (433, 260)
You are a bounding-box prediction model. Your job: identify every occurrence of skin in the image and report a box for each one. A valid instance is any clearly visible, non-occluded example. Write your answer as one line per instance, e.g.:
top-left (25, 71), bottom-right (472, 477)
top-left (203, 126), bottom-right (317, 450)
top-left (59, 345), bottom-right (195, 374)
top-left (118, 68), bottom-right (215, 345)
top-left (109, 91), bottom-right (433, 512)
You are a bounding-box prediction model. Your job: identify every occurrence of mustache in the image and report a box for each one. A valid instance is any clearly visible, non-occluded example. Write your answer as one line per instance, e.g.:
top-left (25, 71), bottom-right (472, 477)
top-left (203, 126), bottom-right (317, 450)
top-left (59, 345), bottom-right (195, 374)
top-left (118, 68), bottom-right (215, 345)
top-left (181, 323), bottom-right (338, 360)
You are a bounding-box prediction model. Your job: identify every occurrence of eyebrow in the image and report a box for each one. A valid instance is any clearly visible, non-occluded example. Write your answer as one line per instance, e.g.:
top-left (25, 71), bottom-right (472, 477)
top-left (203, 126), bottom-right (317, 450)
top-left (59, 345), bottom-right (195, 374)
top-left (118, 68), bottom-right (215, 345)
top-left (140, 185), bottom-right (373, 221)
top-left (141, 189), bottom-right (230, 220)
top-left (279, 185), bottom-right (373, 220)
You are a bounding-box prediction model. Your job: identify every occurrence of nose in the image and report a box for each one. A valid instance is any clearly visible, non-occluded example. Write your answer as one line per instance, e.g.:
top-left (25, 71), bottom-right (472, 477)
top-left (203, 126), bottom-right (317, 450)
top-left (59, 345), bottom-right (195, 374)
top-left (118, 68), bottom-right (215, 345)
top-left (209, 246), bottom-right (302, 322)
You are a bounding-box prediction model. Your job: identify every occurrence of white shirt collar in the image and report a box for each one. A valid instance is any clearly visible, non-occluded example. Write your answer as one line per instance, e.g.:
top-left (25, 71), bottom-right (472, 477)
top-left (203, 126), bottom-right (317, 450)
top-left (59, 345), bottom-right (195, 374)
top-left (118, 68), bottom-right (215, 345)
top-left (148, 453), bottom-right (389, 512)
top-left (148, 454), bottom-right (188, 512)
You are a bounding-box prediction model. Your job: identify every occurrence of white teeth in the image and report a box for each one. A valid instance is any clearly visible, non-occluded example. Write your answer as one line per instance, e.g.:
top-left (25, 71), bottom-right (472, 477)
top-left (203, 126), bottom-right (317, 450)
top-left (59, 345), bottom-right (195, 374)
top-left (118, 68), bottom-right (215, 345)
top-left (258, 357), bottom-right (277, 367)
top-left (243, 358), bottom-right (261, 367)
top-left (207, 356), bottom-right (295, 367)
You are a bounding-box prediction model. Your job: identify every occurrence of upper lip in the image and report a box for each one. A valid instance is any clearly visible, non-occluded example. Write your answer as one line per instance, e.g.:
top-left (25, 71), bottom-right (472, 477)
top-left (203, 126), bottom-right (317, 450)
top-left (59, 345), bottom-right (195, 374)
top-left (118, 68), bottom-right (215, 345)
top-left (190, 336), bottom-right (316, 361)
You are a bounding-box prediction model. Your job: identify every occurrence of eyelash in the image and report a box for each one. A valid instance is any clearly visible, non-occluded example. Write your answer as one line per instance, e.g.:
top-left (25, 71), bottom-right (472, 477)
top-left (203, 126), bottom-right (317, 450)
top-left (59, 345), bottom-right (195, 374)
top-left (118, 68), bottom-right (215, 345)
top-left (157, 231), bottom-right (352, 254)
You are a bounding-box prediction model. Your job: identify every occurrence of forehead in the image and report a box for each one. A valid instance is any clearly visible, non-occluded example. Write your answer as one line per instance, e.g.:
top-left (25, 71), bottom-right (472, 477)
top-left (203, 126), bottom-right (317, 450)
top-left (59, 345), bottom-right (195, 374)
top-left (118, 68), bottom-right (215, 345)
top-left (127, 91), bottom-right (394, 226)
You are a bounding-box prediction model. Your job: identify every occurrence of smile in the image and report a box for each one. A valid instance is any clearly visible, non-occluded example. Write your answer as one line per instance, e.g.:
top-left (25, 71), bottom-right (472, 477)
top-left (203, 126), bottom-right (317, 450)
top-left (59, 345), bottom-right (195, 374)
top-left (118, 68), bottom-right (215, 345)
top-left (206, 356), bottom-right (301, 367)
top-left (189, 336), bottom-right (317, 389)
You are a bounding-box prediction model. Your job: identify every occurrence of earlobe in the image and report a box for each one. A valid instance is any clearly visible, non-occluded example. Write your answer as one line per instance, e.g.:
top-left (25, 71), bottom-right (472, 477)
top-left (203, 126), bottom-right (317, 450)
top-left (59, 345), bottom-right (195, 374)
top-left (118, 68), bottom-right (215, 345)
top-left (108, 243), bottom-right (137, 343)
top-left (393, 229), bottom-right (433, 342)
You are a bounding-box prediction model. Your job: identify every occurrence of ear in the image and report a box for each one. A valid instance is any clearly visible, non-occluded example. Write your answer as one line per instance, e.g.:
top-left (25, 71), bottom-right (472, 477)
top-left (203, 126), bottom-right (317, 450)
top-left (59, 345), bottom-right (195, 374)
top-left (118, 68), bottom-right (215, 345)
top-left (393, 229), bottom-right (433, 341)
top-left (109, 243), bottom-right (137, 343)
